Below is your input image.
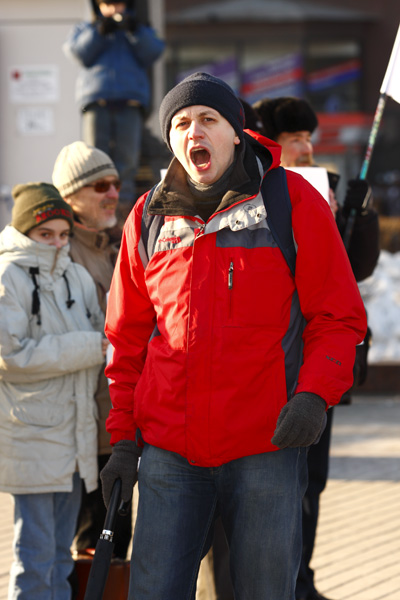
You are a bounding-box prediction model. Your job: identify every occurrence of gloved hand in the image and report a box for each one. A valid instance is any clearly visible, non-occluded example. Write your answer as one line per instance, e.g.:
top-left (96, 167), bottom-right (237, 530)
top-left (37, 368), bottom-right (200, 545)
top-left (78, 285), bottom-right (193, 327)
top-left (97, 16), bottom-right (119, 35)
top-left (120, 13), bottom-right (138, 33)
top-left (343, 178), bottom-right (372, 216)
top-left (100, 439), bottom-right (142, 508)
top-left (271, 392), bottom-right (327, 449)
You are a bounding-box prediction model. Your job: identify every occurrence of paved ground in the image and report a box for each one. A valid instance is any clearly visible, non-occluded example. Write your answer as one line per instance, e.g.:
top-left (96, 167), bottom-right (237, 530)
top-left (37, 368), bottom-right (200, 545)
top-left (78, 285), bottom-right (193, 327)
top-left (312, 394), bottom-right (400, 600)
top-left (1, 393), bottom-right (399, 600)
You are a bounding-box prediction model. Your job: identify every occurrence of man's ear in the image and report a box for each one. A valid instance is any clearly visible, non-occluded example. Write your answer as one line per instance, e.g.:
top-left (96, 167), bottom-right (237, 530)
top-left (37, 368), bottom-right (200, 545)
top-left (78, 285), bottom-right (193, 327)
top-left (63, 195), bottom-right (74, 207)
top-left (234, 136), bottom-right (241, 145)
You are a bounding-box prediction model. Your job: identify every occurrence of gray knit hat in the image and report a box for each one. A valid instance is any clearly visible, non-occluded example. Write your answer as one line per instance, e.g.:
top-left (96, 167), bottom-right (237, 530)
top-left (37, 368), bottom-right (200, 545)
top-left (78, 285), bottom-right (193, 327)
top-left (52, 141), bottom-right (118, 197)
top-left (159, 72), bottom-right (245, 152)
top-left (12, 182), bottom-right (74, 235)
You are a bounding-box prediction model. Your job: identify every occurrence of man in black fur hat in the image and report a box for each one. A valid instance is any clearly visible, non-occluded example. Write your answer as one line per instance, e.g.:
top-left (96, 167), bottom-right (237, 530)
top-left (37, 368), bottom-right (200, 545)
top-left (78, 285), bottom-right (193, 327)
top-left (253, 97), bottom-right (318, 168)
top-left (254, 96), bottom-right (380, 600)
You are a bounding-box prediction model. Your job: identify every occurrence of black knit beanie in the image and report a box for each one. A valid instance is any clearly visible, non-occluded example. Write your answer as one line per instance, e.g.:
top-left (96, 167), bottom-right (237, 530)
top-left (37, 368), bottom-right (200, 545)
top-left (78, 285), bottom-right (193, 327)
top-left (159, 72), bottom-right (245, 151)
top-left (252, 97), bottom-right (318, 141)
top-left (12, 182), bottom-right (74, 235)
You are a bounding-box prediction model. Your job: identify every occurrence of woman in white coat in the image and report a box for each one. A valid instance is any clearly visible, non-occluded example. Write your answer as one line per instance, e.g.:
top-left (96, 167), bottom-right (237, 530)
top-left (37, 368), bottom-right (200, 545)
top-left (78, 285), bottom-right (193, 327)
top-left (0, 183), bottom-right (108, 600)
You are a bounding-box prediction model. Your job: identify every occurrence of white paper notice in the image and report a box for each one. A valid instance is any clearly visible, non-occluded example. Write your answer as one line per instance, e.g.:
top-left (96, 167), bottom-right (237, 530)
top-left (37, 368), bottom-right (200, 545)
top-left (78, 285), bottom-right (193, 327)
top-left (285, 166), bottom-right (330, 203)
top-left (16, 107), bottom-right (54, 136)
top-left (9, 65), bottom-right (59, 104)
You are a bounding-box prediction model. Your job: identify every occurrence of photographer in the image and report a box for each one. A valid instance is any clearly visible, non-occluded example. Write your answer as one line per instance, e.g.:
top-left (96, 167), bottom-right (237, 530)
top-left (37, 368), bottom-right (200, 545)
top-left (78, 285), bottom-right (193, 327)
top-left (63, 0), bottom-right (165, 222)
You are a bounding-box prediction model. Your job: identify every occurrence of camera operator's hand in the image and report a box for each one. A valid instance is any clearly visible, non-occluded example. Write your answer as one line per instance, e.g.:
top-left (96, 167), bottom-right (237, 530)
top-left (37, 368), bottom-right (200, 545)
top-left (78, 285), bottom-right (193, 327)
top-left (271, 392), bottom-right (327, 448)
top-left (120, 13), bottom-right (138, 33)
top-left (97, 16), bottom-right (119, 35)
top-left (100, 439), bottom-right (142, 508)
top-left (343, 178), bottom-right (372, 216)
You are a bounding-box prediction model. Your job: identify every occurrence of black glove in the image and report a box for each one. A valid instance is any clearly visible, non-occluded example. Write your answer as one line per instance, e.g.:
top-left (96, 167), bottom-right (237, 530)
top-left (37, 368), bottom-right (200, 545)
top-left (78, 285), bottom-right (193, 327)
top-left (97, 16), bottom-right (119, 35)
top-left (120, 13), bottom-right (138, 33)
top-left (100, 439), bottom-right (142, 508)
top-left (343, 178), bottom-right (372, 216)
top-left (271, 392), bottom-right (327, 449)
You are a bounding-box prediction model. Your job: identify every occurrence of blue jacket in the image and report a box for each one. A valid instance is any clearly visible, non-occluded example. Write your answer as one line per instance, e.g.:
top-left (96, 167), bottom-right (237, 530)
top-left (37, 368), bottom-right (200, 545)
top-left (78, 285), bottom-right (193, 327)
top-left (64, 16), bottom-right (164, 109)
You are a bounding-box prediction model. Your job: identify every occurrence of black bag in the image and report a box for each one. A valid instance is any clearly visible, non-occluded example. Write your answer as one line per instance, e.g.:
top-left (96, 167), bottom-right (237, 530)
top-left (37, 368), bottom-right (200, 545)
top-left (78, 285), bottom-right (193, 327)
top-left (353, 325), bottom-right (372, 387)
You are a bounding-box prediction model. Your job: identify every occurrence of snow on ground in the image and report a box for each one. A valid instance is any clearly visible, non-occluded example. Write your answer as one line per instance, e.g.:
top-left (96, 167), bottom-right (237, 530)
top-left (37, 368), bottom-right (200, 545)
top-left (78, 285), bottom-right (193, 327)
top-left (358, 250), bottom-right (400, 364)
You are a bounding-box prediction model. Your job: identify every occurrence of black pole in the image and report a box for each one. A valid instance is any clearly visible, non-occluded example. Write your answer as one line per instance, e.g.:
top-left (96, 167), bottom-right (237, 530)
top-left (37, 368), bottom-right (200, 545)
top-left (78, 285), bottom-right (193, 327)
top-left (83, 479), bottom-right (122, 600)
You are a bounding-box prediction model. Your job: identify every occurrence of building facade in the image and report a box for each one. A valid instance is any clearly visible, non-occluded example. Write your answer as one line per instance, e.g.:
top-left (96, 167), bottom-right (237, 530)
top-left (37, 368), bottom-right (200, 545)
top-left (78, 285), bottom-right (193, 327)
top-left (0, 0), bottom-right (399, 222)
top-left (164, 0), bottom-right (400, 216)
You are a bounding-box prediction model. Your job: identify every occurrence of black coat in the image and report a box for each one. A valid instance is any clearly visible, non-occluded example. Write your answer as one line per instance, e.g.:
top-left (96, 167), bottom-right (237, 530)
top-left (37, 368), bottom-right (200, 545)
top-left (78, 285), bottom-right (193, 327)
top-left (336, 207), bottom-right (380, 282)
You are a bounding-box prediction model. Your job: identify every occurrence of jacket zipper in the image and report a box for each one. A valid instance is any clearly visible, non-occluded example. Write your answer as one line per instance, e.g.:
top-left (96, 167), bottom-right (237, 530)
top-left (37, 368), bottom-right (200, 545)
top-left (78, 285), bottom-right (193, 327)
top-left (187, 221), bottom-right (205, 355)
top-left (228, 260), bottom-right (234, 319)
top-left (228, 261), bottom-right (234, 289)
top-left (195, 222), bottom-right (205, 239)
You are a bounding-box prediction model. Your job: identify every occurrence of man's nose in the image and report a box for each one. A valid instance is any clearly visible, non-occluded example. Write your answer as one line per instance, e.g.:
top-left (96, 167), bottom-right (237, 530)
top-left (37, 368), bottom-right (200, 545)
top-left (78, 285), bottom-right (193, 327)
top-left (106, 183), bottom-right (119, 199)
top-left (188, 120), bottom-right (204, 138)
top-left (301, 139), bottom-right (313, 153)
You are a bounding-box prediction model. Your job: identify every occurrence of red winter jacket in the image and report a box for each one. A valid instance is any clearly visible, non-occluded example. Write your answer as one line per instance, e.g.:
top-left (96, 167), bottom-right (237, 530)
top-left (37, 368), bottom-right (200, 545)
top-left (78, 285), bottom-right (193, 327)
top-left (105, 133), bottom-right (366, 467)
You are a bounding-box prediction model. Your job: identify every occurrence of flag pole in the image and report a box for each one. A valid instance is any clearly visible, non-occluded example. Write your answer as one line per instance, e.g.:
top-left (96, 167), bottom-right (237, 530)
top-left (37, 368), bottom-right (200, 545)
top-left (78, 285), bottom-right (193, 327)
top-left (360, 23), bottom-right (400, 181)
top-left (359, 93), bottom-right (387, 181)
top-left (342, 23), bottom-right (400, 249)
top-left (342, 93), bottom-right (387, 248)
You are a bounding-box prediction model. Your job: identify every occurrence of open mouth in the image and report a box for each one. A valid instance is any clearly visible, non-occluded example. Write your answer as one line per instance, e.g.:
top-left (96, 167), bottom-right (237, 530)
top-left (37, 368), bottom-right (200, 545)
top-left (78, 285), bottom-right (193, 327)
top-left (297, 157), bottom-right (313, 166)
top-left (100, 201), bottom-right (117, 211)
top-left (190, 148), bottom-right (211, 168)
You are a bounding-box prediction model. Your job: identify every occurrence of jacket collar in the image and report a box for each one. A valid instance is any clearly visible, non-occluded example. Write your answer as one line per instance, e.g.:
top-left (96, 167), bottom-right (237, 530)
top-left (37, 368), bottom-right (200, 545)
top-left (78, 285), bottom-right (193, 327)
top-left (148, 133), bottom-right (275, 218)
top-left (0, 225), bottom-right (71, 280)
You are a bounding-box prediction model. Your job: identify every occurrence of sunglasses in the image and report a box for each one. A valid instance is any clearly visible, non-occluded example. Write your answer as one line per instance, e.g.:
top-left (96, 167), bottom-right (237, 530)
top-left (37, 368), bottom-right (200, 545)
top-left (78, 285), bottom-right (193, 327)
top-left (85, 180), bottom-right (121, 193)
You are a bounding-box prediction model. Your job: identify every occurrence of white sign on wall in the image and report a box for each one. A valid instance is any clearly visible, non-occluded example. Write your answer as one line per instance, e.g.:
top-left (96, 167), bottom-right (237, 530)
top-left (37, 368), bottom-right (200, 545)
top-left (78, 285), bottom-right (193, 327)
top-left (9, 65), bottom-right (59, 104)
top-left (16, 107), bottom-right (55, 136)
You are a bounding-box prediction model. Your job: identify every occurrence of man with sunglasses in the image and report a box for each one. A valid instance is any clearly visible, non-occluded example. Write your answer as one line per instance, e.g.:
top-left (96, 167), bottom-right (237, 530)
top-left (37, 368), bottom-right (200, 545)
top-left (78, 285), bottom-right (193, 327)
top-left (52, 141), bottom-right (133, 571)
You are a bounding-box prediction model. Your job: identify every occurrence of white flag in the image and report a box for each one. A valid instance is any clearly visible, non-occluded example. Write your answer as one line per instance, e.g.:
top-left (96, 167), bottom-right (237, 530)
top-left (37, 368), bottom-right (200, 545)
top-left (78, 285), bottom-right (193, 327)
top-left (380, 24), bottom-right (400, 103)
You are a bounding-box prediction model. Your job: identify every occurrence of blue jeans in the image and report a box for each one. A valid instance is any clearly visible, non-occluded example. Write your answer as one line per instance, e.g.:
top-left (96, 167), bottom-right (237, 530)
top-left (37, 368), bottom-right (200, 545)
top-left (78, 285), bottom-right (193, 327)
top-left (82, 103), bottom-right (143, 207)
top-left (130, 445), bottom-right (308, 600)
top-left (8, 473), bottom-right (81, 600)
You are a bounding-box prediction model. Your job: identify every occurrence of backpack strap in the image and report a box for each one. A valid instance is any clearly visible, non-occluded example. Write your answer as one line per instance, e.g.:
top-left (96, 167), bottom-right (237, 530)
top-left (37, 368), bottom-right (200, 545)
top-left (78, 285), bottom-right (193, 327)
top-left (141, 184), bottom-right (164, 261)
top-left (261, 167), bottom-right (296, 276)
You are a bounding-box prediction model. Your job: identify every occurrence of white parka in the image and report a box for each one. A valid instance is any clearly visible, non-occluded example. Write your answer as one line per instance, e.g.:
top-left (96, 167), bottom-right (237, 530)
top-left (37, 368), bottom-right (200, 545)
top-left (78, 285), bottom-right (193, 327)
top-left (0, 225), bottom-right (105, 494)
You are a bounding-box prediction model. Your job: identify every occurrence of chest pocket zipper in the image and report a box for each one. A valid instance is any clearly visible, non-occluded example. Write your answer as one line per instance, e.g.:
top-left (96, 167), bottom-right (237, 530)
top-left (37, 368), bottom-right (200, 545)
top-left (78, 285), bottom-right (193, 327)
top-left (228, 260), bottom-right (234, 319)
